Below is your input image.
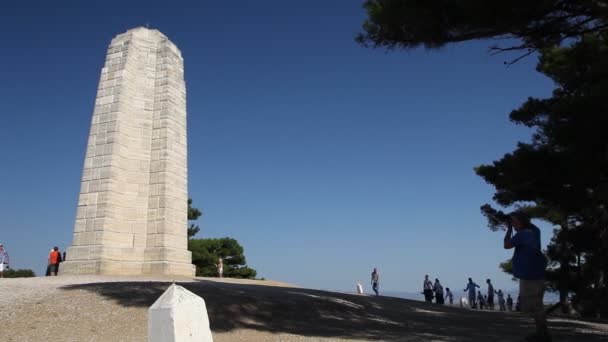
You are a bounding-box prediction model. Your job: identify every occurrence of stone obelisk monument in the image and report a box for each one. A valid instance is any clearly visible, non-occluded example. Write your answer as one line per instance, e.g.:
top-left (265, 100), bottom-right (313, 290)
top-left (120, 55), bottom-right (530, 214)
top-left (61, 27), bottom-right (194, 276)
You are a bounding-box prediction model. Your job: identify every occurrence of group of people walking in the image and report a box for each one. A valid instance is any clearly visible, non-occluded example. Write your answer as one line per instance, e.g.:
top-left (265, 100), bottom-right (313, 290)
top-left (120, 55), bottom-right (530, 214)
top-left (422, 275), bottom-right (514, 310)
top-left (367, 211), bottom-right (550, 341)
top-left (367, 269), bottom-right (516, 311)
top-left (462, 277), bottom-right (514, 311)
top-left (422, 274), bottom-right (453, 304)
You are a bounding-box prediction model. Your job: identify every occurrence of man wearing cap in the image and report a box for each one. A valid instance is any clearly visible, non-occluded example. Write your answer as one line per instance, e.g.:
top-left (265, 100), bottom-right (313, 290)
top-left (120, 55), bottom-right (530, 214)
top-left (0, 244), bottom-right (9, 278)
top-left (504, 211), bottom-right (550, 342)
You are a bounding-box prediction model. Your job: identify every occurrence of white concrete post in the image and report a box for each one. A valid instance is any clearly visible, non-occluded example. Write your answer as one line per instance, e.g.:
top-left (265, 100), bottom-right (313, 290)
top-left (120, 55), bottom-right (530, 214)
top-left (148, 284), bottom-right (213, 342)
top-left (460, 297), bottom-right (468, 307)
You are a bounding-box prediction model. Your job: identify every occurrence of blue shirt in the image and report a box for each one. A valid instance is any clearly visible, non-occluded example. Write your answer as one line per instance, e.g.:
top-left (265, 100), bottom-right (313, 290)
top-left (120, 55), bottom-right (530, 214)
top-left (464, 282), bottom-right (479, 297)
top-left (510, 225), bottom-right (546, 280)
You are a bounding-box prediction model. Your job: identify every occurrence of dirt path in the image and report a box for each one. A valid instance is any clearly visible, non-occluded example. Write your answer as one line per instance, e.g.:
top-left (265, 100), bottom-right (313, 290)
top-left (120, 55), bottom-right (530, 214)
top-left (2, 276), bottom-right (607, 341)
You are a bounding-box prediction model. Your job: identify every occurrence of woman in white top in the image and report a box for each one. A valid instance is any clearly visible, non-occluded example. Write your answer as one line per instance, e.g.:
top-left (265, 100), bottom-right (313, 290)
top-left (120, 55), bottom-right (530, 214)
top-left (216, 257), bottom-right (223, 278)
top-left (0, 244), bottom-right (10, 278)
top-left (423, 275), bottom-right (434, 303)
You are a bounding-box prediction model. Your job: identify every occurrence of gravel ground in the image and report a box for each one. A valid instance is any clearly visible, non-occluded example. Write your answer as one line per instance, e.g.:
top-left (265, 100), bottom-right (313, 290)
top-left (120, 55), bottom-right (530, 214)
top-left (1, 276), bottom-right (607, 342)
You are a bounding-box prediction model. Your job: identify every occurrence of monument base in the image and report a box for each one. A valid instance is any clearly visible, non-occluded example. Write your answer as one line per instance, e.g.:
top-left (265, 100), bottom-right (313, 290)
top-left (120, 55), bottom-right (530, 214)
top-left (60, 246), bottom-right (195, 277)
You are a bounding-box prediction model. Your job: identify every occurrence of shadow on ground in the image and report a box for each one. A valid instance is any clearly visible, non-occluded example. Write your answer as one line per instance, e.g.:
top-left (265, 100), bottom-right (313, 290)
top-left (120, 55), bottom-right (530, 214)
top-left (61, 280), bottom-right (608, 341)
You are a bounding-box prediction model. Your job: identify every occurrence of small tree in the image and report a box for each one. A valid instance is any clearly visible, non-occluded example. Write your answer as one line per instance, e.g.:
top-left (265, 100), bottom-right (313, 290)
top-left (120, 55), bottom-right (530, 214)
top-left (188, 198), bottom-right (202, 239)
top-left (189, 237), bottom-right (257, 279)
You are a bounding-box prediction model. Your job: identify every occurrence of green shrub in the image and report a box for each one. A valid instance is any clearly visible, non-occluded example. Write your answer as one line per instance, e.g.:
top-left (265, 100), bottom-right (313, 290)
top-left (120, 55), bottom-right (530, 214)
top-left (3, 268), bottom-right (36, 278)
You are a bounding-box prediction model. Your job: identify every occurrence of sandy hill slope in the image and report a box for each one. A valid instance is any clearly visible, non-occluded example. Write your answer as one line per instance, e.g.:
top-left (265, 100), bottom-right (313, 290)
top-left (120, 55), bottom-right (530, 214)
top-left (1, 276), bottom-right (607, 342)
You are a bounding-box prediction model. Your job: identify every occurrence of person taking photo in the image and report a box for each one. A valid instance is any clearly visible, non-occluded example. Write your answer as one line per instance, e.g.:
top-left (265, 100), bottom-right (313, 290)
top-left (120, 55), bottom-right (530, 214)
top-left (503, 211), bottom-right (550, 342)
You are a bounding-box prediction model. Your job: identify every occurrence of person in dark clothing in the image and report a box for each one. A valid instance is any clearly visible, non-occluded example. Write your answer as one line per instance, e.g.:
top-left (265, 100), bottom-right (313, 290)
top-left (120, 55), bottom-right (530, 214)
top-left (478, 291), bottom-right (485, 309)
top-left (434, 278), bottom-right (444, 304)
top-left (486, 279), bottom-right (495, 310)
top-left (507, 294), bottom-right (514, 311)
top-left (371, 268), bottom-right (380, 296)
top-left (496, 289), bottom-right (507, 311)
top-left (464, 278), bottom-right (480, 308)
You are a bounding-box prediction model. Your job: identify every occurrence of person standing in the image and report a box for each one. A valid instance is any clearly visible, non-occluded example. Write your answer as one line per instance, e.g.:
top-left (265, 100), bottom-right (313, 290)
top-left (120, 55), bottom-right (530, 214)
top-left (507, 294), bottom-right (514, 311)
top-left (423, 275), bottom-right (434, 303)
top-left (486, 279), bottom-right (495, 310)
top-left (516, 295), bottom-right (521, 311)
top-left (496, 289), bottom-right (507, 311)
top-left (463, 278), bottom-right (480, 308)
top-left (478, 291), bottom-right (485, 309)
top-left (0, 244), bottom-right (9, 278)
top-left (215, 257), bottom-right (224, 278)
top-left (45, 248), bottom-right (53, 276)
top-left (47, 246), bottom-right (62, 276)
top-left (445, 287), bottom-right (454, 305)
top-left (504, 211), bottom-right (550, 341)
top-left (434, 278), bottom-right (444, 304)
top-left (371, 268), bottom-right (380, 296)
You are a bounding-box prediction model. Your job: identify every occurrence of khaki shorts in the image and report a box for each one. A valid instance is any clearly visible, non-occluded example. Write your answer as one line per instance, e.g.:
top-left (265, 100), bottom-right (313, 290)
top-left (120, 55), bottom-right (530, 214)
top-left (519, 279), bottom-right (545, 313)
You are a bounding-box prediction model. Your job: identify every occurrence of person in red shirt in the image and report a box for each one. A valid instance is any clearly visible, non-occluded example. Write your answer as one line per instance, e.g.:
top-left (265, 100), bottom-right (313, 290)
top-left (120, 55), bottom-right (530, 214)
top-left (48, 246), bottom-right (62, 276)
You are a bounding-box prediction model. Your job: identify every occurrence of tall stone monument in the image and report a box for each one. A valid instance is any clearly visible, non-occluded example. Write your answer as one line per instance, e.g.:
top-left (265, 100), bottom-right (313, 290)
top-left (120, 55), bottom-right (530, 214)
top-left (60, 27), bottom-right (194, 276)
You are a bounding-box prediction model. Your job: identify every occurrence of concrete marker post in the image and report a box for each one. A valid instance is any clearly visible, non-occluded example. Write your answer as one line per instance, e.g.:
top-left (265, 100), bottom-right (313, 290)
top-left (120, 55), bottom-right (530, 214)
top-left (148, 283), bottom-right (213, 342)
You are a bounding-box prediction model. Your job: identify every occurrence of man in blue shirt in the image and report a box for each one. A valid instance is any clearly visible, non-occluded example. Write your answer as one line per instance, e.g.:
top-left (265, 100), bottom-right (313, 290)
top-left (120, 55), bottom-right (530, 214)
top-left (504, 211), bottom-right (550, 342)
top-left (463, 278), bottom-right (480, 308)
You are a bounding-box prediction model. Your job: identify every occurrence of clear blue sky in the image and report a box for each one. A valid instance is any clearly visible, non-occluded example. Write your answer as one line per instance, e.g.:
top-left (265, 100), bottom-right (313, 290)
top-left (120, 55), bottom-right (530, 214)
top-left (0, 1), bottom-right (555, 294)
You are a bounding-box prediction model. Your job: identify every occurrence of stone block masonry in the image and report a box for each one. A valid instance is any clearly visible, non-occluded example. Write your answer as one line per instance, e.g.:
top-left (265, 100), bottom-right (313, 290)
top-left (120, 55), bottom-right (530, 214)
top-left (60, 27), bottom-right (194, 276)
